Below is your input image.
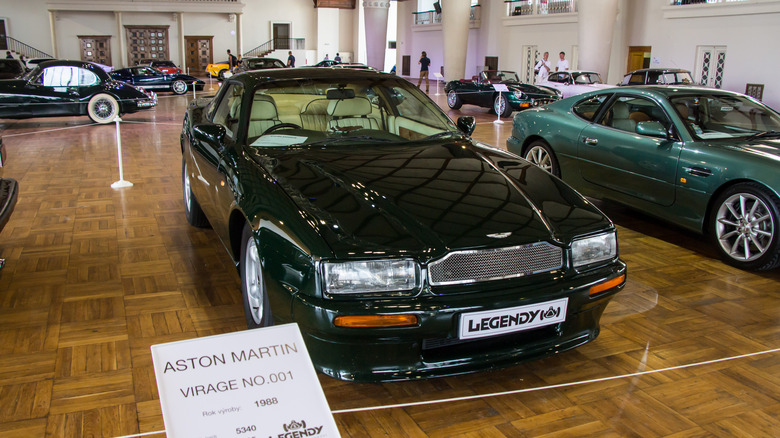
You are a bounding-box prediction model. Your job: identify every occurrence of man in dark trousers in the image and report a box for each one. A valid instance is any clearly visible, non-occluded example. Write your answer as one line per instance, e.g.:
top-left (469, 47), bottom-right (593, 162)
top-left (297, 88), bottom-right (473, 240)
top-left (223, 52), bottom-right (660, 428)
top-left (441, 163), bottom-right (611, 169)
top-left (227, 49), bottom-right (238, 72)
top-left (287, 51), bottom-right (295, 67)
top-left (417, 51), bottom-right (431, 93)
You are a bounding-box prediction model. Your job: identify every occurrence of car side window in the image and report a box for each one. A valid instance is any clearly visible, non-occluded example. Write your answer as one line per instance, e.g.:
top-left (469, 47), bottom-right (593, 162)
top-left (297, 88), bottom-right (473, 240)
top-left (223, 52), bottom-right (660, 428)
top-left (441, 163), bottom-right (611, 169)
top-left (572, 95), bottom-right (609, 121)
top-left (38, 66), bottom-right (99, 87)
top-left (599, 96), bottom-right (672, 135)
top-left (628, 73), bottom-right (646, 85)
top-left (211, 83), bottom-right (244, 140)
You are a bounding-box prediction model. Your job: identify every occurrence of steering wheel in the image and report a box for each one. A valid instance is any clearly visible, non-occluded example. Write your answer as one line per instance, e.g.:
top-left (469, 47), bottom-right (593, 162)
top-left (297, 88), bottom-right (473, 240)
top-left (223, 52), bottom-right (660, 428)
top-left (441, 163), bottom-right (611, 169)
top-left (262, 123), bottom-right (301, 135)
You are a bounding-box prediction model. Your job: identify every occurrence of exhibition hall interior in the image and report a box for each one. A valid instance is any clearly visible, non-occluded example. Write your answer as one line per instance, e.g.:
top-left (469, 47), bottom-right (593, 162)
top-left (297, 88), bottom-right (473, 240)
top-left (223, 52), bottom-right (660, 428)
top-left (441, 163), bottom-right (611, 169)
top-left (0, 0), bottom-right (778, 436)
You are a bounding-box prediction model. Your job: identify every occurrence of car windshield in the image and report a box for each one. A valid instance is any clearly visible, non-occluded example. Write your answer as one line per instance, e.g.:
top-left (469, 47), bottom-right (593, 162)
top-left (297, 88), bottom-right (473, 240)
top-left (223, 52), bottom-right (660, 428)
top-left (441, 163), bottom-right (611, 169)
top-left (670, 93), bottom-right (780, 140)
top-left (154, 61), bottom-right (176, 67)
top-left (573, 72), bottom-right (603, 84)
top-left (246, 59), bottom-right (283, 69)
top-left (481, 71), bottom-right (519, 83)
top-left (246, 77), bottom-right (460, 147)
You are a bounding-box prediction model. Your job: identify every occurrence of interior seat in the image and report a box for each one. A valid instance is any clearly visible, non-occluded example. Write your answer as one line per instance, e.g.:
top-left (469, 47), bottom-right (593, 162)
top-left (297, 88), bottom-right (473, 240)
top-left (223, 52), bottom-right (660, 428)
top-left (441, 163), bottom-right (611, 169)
top-left (610, 101), bottom-right (637, 133)
top-left (300, 99), bottom-right (330, 132)
top-left (248, 95), bottom-right (282, 138)
top-left (327, 97), bottom-right (378, 131)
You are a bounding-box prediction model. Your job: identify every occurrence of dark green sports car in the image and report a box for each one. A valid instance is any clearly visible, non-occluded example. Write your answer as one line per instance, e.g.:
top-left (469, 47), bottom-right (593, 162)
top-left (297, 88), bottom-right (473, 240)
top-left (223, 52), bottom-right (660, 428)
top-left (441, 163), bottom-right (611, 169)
top-left (445, 70), bottom-right (561, 118)
top-left (508, 86), bottom-right (780, 271)
top-left (181, 68), bottom-right (626, 381)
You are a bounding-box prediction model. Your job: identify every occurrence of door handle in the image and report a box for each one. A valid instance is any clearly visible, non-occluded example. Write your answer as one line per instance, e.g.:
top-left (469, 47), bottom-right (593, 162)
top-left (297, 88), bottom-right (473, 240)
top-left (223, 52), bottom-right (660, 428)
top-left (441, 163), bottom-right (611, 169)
top-left (583, 137), bottom-right (598, 145)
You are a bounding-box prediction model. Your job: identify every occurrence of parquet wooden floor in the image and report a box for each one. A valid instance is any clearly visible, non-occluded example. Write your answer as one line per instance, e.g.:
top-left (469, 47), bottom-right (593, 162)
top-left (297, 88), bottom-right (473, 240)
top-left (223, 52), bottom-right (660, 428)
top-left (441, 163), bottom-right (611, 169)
top-left (0, 84), bottom-right (777, 437)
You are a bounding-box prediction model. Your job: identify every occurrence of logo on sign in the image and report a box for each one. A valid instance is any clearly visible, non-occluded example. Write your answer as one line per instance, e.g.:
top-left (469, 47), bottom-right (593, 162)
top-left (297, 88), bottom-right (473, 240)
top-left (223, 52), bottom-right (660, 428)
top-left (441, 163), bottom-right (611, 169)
top-left (275, 419), bottom-right (324, 437)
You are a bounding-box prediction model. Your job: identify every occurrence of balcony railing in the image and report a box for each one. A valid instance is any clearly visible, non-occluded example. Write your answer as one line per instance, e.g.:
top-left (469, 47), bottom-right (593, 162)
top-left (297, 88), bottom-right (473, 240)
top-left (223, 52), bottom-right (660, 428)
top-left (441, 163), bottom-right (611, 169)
top-left (413, 5), bottom-right (481, 25)
top-left (0, 36), bottom-right (53, 59)
top-left (505, 0), bottom-right (575, 16)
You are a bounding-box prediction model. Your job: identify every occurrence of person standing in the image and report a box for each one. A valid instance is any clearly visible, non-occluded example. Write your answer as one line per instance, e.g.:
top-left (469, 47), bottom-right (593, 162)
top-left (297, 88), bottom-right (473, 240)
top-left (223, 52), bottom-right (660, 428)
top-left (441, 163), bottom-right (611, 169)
top-left (5, 51), bottom-right (12, 59)
top-left (556, 51), bottom-right (569, 72)
top-left (324, 54), bottom-right (329, 61)
top-left (287, 51), bottom-right (295, 67)
top-left (334, 53), bottom-right (341, 62)
top-left (534, 52), bottom-right (552, 83)
top-left (417, 51), bottom-right (431, 93)
top-left (227, 49), bottom-right (238, 72)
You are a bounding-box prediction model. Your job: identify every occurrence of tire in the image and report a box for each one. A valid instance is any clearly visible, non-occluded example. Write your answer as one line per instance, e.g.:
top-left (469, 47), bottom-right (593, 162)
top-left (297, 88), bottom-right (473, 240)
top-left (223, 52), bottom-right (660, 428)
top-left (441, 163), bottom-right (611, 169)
top-left (240, 224), bottom-right (273, 329)
top-left (217, 69), bottom-right (228, 81)
top-left (182, 158), bottom-right (209, 227)
top-left (447, 90), bottom-right (462, 109)
top-left (709, 182), bottom-right (780, 271)
top-left (523, 140), bottom-right (560, 177)
top-left (171, 79), bottom-right (188, 95)
top-left (494, 93), bottom-right (512, 118)
top-left (87, 93), bottom-right (119, 124)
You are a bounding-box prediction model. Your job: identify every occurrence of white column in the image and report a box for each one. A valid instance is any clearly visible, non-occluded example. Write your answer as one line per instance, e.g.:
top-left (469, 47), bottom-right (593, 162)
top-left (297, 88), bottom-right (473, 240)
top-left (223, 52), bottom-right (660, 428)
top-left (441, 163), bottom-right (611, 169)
top-left (363, 1), bottom-right (390, 70)
top-left (577, 0), bottom-right (619, 76)
top-left (236, 13), bottom-right (243, 56)
top-left (177, 13), bottom-right (186, 72)
top-left (115, 11), bottom-right (126, 68)
top-left (441, 0), bottom-right (471, 81)
top-left (48, 11), bottom-right (58, 58)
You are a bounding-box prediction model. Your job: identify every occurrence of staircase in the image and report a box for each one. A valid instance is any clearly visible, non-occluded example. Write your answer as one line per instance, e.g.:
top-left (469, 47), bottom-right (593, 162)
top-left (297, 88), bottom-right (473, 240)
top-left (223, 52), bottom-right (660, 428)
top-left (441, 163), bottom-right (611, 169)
top-left (1, 36), bottom-right (52, 59)
top-left (244, 38), bottom-right (305, 58)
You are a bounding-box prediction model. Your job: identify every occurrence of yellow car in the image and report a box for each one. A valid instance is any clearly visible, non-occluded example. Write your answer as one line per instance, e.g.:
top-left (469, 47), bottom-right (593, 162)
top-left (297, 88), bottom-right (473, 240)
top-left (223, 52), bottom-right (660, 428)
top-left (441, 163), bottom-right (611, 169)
top-left (205, 61), bottom-right (230, 79)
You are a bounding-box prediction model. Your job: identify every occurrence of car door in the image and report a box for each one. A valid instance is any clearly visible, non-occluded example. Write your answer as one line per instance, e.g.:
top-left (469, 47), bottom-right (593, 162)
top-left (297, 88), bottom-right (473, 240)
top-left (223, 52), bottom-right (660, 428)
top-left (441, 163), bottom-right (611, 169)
top-left (577, 94), bottom-right (682, 206)
top-left (30, 65), bottom-right (99, 117)
top-left (130, 67), bottom-right (165, 90)
top-left (187, 81), bottom-right (244, 244)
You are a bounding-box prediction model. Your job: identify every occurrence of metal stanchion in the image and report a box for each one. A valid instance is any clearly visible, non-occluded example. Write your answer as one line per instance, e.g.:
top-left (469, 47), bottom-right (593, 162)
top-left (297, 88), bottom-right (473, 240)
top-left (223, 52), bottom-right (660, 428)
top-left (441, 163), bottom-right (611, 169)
top-left (493, 91), bottom-right (504, 125)
top-left (110, 116), bottom-right (133, 189)
top-left (193, 81), bottom-right (197, 99)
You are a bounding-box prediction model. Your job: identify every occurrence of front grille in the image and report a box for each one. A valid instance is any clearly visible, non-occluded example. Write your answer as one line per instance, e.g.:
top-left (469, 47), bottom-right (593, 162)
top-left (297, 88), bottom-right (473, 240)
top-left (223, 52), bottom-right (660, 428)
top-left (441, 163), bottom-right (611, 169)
top-left (427, 243), bottom-right (563, 286)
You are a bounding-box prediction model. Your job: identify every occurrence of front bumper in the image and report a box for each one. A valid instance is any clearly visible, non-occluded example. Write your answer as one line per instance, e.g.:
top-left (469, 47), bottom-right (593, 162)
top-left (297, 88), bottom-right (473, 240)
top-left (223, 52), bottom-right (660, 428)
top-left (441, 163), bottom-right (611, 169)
top-left (291, 261), bottom-right (626, 381)
top-left (509, 97), bottom-right (557, 111)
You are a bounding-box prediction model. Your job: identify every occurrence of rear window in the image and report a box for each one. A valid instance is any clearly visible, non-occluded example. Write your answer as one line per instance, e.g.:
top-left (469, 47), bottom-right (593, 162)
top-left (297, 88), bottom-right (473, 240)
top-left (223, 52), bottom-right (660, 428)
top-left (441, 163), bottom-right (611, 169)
top-left (572, 94), bottom-right (609, 121)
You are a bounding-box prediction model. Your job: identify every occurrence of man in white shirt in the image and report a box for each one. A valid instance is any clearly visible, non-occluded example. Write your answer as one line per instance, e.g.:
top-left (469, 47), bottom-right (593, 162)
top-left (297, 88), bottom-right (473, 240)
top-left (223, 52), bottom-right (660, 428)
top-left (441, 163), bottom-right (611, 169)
top-left (534, 52), bottom-right (552, 83)
top-left (556, 51), bottom-right (569, 72)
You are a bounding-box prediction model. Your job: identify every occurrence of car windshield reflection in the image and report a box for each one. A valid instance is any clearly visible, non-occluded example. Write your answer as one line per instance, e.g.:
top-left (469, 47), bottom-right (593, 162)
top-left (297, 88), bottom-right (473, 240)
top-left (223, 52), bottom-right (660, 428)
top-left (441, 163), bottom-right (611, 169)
top-left (671, 94), bottom-right (780, 140)
top-left (245, 78), bottom-right (460, 146)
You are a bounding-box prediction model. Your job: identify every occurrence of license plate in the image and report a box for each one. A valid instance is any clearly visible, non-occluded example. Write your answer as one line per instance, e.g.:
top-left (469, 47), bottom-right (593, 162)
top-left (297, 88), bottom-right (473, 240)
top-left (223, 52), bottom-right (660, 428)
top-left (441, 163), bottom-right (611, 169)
top-left (459, 298), bottom-right (568, 340)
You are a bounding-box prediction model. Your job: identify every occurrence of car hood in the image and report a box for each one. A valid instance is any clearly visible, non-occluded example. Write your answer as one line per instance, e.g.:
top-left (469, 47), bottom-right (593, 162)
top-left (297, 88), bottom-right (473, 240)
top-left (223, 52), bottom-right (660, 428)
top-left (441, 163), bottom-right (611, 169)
top-left (504, 82), bottom-right (558, 97)
top-left (248, 139), bottom-right (611, 259)
top-left (724, 138), bottom-right (780, 160)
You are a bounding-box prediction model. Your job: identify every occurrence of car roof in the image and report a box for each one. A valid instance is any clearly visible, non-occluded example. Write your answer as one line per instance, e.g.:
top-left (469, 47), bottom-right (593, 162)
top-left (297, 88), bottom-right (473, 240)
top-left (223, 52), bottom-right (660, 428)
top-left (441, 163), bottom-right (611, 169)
top-left (228, 67), bottom-right (397, 85)
top-left (626, 68), bottom-right (691, 74)
top-left (588, 84), bottom-right (744, 99)
top-left (34, 59), bottom-right (111, 79)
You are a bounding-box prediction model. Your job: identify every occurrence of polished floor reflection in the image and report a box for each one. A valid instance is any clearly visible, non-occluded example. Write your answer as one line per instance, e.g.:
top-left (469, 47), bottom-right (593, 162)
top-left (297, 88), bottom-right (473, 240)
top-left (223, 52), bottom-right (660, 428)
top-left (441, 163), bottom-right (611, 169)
top-left (0, 83), bottom-right (777, 437)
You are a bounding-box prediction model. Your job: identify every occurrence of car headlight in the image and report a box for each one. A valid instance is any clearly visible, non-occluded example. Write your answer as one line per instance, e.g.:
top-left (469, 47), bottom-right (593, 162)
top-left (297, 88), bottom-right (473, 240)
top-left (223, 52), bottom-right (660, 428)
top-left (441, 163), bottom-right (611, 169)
top-left (572, 232), bottom-right (617, 268)
top-left (322, 259), bottom-right (419, 296)
top-left (513, 91), bottom-right (525, 99)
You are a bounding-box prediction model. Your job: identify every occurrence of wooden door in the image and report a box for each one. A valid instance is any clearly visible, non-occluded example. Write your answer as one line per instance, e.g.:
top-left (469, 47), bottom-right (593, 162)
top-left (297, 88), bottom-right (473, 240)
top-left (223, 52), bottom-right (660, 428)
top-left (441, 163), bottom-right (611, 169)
top-left (402, 55), bottom-right (410, 76)
top-left (272, 23), bottom-right (290, 50)
top-left (485, 56), bottom-right (498, 72)
top-left (185, 36), bottom-right (213, 74)
top-left (627, 46), bottom-right (651, 73)
top-left (79, 36), bottom-right (112, 66)
top-left (125, 26), bottom-right (169, 66)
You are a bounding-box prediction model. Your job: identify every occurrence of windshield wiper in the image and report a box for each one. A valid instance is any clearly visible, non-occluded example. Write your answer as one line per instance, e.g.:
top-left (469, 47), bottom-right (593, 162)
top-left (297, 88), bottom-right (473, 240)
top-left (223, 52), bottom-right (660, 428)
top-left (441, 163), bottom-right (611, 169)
top-left (746, 130), bottom-right (780, 141)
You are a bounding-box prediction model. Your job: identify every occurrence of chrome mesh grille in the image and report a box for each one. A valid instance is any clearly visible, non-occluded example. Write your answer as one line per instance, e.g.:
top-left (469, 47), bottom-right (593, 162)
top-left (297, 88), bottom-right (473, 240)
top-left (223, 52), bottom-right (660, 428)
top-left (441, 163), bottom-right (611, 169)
top-left (428, 243), bottom-right (562, 286)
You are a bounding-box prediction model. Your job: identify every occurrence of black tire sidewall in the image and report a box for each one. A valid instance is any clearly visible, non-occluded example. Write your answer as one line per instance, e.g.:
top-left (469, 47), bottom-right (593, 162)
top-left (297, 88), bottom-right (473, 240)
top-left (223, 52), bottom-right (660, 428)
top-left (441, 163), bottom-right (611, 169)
top-left (709, 183), bottom-right (780, 270)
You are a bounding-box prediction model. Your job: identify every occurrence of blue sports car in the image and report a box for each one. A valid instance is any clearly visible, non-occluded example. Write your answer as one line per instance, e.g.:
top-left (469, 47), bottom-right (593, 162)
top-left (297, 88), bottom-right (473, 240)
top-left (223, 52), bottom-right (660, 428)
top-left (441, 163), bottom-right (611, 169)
top-left (110, 66), bottom-right (204, 95)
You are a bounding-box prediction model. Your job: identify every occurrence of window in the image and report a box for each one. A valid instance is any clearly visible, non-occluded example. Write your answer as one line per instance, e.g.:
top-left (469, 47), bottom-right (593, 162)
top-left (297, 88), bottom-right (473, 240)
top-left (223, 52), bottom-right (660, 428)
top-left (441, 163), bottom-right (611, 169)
top-left (40, 66), bottom-right (99, 87)
top-left (572, 94), bottom-right (609, 121)
top-left (211, 83), bottom-right (244, 140)
top-left (600, 96), bottom-right (671, 134)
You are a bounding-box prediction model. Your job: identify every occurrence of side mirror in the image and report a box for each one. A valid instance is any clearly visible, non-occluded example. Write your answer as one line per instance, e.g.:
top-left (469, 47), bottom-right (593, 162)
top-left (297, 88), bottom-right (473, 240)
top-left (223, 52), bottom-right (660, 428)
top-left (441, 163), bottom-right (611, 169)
top-left (457, 116), bottom-right (476, 135)
top-left (193, 124), bottom-right (226, 146)
top-left (636, 121), bottom-right (667, 138)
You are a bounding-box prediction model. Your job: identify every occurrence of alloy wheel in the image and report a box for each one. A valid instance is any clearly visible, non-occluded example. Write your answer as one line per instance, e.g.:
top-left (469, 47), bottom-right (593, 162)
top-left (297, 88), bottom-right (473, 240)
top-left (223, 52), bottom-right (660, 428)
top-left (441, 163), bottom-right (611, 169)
top-left (715, 192), bottom-right (775, 262)
top-left (243, 237), bottom-right (265, 325)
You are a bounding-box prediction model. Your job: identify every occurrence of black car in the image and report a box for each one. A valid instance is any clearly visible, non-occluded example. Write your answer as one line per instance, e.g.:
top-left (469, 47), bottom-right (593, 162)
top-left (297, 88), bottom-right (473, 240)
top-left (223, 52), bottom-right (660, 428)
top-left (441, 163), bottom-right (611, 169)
top-left (233, 57), bottom-right (285, 74)
top-left (0, 60), bottom-right (156, 124)
top-left (110, 66), bottom-right (204, 95)
top-left (180, 67), bottom-right (626, 381)
top-left (619, 68), bottom-right (694, 86)
top-left (309, 59), bottom-right (341, 67)
top-left (0, 137), bottom-right (18, 248)
top-left (445, 70), bottom-right (561, 117)
top-left (0, 59), bottom-right (26, 79)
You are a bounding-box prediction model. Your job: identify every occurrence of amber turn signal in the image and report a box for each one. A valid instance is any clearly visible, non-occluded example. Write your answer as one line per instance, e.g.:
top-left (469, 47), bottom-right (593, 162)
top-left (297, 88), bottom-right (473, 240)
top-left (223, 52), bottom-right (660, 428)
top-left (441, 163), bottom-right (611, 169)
top-left (589, 274), bottom-right (626, 296)
top-left (334, 314), bottom-right (418, 328)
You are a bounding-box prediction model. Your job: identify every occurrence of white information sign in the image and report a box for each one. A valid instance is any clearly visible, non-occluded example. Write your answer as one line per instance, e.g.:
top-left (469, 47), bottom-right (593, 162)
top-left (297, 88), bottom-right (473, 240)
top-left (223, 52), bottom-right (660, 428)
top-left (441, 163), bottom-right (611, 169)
top-left (492, 83), bottom-right (509, 92)
top-left (151, 323), bottom-right (340, 438)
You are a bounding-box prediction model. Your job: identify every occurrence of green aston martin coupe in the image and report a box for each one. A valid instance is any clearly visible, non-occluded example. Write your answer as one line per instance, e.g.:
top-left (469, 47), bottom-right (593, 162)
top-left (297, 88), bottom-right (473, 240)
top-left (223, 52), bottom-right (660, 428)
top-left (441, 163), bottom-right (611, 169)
top-left (507, 86), bottom-right (780, 271)
top-left (181, 68), bottom-right (626, 381)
